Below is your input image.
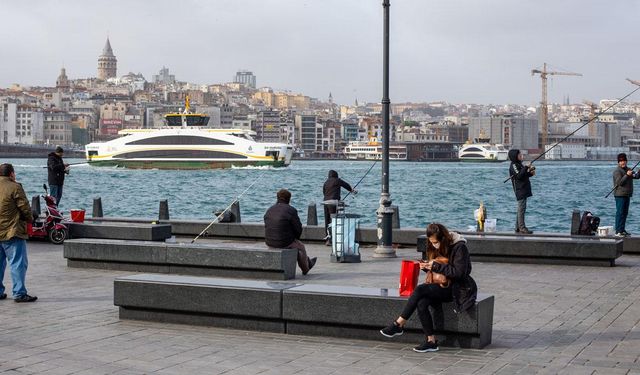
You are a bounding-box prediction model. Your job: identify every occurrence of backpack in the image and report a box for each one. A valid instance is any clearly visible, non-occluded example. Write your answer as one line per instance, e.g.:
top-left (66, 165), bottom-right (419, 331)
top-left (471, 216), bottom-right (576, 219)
top-left (578, 211), bottom-right (600, 236)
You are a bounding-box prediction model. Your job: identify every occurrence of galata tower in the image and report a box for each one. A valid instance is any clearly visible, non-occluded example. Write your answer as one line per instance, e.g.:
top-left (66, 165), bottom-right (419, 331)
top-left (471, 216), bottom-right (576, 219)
top-left (97, 38), bottom-right (117, 80)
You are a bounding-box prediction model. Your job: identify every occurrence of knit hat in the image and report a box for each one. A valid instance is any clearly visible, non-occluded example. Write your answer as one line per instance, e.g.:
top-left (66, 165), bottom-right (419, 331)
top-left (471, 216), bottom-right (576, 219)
top-left (617, 153), bottom-right (627, 162)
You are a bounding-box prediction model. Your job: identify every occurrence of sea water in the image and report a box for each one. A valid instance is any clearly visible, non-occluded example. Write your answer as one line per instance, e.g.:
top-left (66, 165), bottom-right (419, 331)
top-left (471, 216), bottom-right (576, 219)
top-left (5, 158), bottom-right (634, 233)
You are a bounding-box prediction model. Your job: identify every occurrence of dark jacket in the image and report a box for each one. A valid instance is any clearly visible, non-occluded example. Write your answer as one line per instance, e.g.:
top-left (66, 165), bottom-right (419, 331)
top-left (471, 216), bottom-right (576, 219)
top-left (613, 166), bottom-right (640, 197)
top-left (323, 170), bottom-right (353, 200)
top-left (263, 201), bottom-right (303, 248)
top-left (508, 149), bottom-right (533, 200)
top-left (430, 233), bottom-right (477, 313)
top-left (47, 152), bottom-right (66, 186)
top-left (0, 176), bottom-right (33, 241)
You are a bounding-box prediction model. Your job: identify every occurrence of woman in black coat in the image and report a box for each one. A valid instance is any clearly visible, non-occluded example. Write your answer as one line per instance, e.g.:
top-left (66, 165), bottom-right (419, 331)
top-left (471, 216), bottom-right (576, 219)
top-left (380, 223), bottom-right (477, 352)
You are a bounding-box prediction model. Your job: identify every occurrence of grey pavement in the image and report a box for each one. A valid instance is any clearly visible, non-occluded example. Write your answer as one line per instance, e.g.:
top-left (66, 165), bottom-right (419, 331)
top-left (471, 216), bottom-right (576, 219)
top-left (1, 237), bottom-right (640, 374)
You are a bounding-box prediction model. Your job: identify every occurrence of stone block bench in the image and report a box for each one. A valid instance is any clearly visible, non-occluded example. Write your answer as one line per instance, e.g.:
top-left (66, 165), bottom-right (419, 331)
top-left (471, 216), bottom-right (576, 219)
top-left (68, 222), bottom-right (172, 241)
top-left (114, 274), bottom-right (494, 349)
top-left (64, 239), bottom-right (298, 280)
top-left (417, 234), bottom-right (624, 266)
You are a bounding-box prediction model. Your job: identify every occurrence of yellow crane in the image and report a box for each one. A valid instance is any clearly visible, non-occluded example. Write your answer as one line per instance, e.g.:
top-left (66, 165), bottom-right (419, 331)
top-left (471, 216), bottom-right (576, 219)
top-left (531, 63), bottom-right (582, 149)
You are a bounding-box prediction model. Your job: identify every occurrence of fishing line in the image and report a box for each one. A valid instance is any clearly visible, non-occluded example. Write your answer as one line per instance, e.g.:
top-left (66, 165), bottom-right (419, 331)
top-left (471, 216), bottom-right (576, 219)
top-left (344, 160), bottom-right (378, 200)
top-left (504, 84), bottom-right (640, 183)
top-left (191, 168), bottom-right (269, 243)
top-left (604, 159), bottom-right (640, 198)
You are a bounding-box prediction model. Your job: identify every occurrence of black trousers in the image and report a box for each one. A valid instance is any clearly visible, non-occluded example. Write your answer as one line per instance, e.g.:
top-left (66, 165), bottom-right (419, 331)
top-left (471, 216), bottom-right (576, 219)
top-left (400, 283), bottom-right (453, 336)
top-left (323, 205), bottom-right (337, 237)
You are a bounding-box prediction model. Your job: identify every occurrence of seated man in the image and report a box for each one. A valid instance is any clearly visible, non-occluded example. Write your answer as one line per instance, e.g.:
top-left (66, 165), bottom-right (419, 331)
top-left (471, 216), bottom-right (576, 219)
top-left (264, 189), bottom-right (317, 275)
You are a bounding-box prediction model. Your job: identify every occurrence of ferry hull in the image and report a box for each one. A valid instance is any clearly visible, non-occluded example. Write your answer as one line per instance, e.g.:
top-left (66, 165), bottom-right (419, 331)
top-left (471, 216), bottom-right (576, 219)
top-left (87, 159), bottom-right (288, 169)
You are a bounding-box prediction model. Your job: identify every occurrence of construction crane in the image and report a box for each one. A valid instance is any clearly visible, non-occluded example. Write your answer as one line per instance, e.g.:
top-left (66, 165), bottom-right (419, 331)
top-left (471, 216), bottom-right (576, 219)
top-left (531, 63), bottom-right (582, 149)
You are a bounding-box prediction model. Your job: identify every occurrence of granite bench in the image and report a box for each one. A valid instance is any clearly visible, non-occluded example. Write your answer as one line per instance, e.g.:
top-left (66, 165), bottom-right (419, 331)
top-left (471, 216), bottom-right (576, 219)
top-left (68, 222), bottom-right (172, 241)
top-left (114, 274), bottom-right (494, 348)
top-left (417, 233), bottom-right (624, 266)
top-left (64, 239), bottom-right (298, 279)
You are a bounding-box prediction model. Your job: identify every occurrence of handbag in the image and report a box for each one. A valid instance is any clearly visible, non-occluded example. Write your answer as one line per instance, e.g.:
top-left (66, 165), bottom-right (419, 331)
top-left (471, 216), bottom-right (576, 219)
top-left (425, 256), bottom-right (450, 287)
top-left (398, 260), bottom-right (420, 296)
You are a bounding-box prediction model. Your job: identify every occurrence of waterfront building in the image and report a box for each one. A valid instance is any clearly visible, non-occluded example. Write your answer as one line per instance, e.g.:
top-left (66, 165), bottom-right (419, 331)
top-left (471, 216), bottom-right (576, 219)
top-left (97, 38), bottom-right (117, 80)
top-left (341, 119), bottom-right (359, 142)
top-left (234, 70), bottom-right (256, 89)
top-left (544, 143), bottom-right (587, 159)
top-left (220, 104), bottom-right (233, 128)
top-left (295, 114), bottom-right (317, 152)
top-left (43, 109), bottom-right (72, 145)
top-left (256, 110), bottom-right (281, 142)
top-left (468, 115), bottom-right (538, 152)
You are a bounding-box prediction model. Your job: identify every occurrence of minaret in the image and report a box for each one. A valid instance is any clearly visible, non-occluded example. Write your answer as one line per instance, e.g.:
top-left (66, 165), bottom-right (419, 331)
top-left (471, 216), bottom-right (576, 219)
top-left (328, 92), bottom-right (333, 105)
top-left (97, 38), bottom-right (117, 80)
top-left (56, 67), bottom-right (69, 91)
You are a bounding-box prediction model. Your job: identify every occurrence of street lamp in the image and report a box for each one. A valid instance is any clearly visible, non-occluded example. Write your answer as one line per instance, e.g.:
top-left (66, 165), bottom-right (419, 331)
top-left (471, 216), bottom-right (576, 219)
top-left (373, 0), bottom-right (396, 258)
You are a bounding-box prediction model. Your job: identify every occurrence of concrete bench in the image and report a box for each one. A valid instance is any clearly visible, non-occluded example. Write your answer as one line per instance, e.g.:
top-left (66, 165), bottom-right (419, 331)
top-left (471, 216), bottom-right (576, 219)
top-left (68, 222), bottom-right (172, 241)
top-left (417, 234), bottom-right (624, 266)
top-left (114, 274), bottom-right (494, 349)
top-left (64, 239), bottom-right (298, 280)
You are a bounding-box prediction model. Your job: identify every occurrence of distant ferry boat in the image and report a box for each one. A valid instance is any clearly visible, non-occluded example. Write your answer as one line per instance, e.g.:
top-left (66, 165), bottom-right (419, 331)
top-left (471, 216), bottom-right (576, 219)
top-left (344, 139), bottom-right (407, 160)
top-left (85, 98), bottom-right (292, 169)
top-left (458, 137), bottom-right (508, 162)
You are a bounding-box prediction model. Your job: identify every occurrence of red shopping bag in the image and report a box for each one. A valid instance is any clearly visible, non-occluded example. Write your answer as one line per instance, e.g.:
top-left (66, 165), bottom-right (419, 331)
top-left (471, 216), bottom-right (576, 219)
top-left (398, 260), bottom-right (420, 296)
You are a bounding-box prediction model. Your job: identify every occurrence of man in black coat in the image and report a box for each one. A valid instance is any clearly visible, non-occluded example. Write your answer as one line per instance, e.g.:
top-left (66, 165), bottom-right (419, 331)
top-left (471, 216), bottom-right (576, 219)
top-left (264, 189), bottom-right (317, 275)
top-left (322, 170), bottom-right (356, 245)
top-left (47, 146), bottom-right (69, 206)
top-left (508, 149), bottom-right (535, 234)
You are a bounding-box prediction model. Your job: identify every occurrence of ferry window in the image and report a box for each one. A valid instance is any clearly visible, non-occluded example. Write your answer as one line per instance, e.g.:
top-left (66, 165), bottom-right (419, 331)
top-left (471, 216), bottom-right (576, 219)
top-left (464, 147), bottom-right (483, 152)
top-left (125, 136), bottom-right (233, 146)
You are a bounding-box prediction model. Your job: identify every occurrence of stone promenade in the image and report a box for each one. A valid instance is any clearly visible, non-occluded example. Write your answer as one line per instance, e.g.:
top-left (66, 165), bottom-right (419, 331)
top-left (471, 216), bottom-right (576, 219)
top-left (2, 238), bottom-right (640, 374)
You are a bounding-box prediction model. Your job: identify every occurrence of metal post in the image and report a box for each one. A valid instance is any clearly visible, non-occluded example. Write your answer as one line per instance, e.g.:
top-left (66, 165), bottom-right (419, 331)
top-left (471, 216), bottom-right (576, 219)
top-left (374, 0), bottom-right (396, 258)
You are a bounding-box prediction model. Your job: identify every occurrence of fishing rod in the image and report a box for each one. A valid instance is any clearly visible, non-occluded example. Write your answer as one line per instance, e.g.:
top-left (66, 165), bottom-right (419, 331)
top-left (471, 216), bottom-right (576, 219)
top-left (343, 160), bottom-right (378, 200)
top-left (604, 159), bottom-right (640, 199)
top-left (191, 169), bottom-right (269, 243)
top-left (41, 161), bottom-right (89, 168)
top-left (503, 82), bottom-right (640, 183)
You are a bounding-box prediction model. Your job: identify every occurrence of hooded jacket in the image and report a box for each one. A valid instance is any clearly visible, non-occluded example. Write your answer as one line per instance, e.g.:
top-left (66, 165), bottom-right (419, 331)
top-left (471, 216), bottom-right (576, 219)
top-left (508, 149), bottom-right (533, 200)
top-left (263, 199), bottom-right (303, 248)
top-left (0, 176), bottom-right (33, 241)
top-left (47, 152), bottom-right (66, 186)
top-left (323, 170), bottom-right (353, 200)
top-left (430, 232), bottom-right (477, 313)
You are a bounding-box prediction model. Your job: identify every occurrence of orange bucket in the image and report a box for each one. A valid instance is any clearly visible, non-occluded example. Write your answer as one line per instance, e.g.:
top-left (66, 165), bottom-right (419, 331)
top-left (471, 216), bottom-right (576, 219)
top-left (70, 209), bottom-right (86, 223)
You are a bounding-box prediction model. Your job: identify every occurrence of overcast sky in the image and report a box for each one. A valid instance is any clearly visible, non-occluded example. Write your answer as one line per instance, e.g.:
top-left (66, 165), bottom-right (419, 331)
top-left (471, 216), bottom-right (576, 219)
top-left (1, 0), bottom-right (638, 106)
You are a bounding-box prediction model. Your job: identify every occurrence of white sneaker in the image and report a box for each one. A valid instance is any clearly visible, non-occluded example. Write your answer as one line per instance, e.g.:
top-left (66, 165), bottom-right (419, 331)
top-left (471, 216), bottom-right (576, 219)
top-left (615, 232), bottom-right (625, 237)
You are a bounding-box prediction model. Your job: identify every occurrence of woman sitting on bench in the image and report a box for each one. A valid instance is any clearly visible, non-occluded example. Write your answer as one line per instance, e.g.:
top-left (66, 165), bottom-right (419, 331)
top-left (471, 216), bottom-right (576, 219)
top-left (380, 222), bottom-right (477, 352)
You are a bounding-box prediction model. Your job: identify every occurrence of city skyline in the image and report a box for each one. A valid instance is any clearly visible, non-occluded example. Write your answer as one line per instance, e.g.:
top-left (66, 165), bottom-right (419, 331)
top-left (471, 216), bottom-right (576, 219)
top-left (1, 0), bottom-right (638, 106)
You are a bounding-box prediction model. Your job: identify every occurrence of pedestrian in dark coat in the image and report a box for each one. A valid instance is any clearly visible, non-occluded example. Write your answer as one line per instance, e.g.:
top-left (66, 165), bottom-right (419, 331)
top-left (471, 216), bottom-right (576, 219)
top-left (612, 153), bottom-right (640, 236)
top-left (47, 146), bottom-right (69, 206)
top-left (508, 149), bottom-right (535, 234)
top-left (322, 170), bottom-right (356, 245)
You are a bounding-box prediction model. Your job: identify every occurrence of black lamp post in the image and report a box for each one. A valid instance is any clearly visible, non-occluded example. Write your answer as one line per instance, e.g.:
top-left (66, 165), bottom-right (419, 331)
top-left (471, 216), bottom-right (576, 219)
top-left (373, 0), bottom-right (396, 258)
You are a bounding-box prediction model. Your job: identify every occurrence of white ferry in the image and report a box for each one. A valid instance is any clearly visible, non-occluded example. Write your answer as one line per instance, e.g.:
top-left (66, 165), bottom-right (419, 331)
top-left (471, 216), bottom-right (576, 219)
top-left (85, 98), bottom-right (292, 169)
top-left (458, 137), bottom-right (508, 162)
top-left (343, 139), bottom-right (407, 160)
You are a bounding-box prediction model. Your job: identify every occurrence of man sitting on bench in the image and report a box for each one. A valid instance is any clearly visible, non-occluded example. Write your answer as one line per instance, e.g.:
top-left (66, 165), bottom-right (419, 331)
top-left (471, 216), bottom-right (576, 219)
top-left (264, 189), bottom-right (317, 275)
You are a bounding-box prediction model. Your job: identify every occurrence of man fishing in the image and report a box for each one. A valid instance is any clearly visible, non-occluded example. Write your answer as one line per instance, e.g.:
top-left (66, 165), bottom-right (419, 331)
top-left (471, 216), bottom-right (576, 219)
top-left (47, 146), bottom-right (69, 206)
top-left (508, 149), bottom-right (535, 234)
top-left (322, 170), bottom-right (357, 245)
top-left (612, 153), bottom-right (639, 237)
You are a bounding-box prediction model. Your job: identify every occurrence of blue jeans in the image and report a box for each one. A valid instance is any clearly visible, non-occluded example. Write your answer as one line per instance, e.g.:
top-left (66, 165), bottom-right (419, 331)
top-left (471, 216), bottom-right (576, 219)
top-left (0, 237), bottom-right (29, 298)
top-left (49, 184), bottom-right (63, 206)
top-left (615, 196), bottom-right (631, 233)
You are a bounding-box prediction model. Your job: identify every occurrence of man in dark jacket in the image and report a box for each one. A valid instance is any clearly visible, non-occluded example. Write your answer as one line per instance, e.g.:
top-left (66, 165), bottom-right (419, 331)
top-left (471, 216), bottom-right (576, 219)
top-left (612, 153), bottom-right (639, 236)
top-left (322, 170), bottom-right (356, 245)
top-left (508, 149), bottom-right (535, 234)
top-left (47, 146), bottom-right (69, 206)
top-left (0, 163), bottom-right (37, 302)
top-left (264, 189), bottom-right (317, 275)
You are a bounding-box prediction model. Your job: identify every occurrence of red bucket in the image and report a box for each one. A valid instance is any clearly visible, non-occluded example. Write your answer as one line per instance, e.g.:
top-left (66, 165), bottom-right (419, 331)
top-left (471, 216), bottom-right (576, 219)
top-left (70, 209), bottom-right (86, 223)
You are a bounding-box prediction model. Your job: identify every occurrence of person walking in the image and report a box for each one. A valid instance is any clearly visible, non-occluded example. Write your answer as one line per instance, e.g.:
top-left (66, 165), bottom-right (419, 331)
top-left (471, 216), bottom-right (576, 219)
top-left (612, 153), bottom-right (639, 237)
top-left (47, 146), bottom-right (69, 206)
top-left (379, 223), bottom-right (477, 352)
top-left (0, 163), bottom-right (38, 302)
top-left (322, 170), bottom-right (357, 245)
top-left (264, 189), bottom-right (317, 275)
top-left (508, 149), bottom-right (535, 234)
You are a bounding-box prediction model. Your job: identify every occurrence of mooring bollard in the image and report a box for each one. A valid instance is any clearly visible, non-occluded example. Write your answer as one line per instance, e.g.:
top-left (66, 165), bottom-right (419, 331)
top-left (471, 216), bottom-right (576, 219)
top-left (570, 209), bottom-right (581, 235)
top-left (307, 203), bottom-right (318, 225)
top-left (31, 196), bottom-right (41, 216)
top-left (230, 200), bottom-right (241, 223)
top-left (391, 205), bottom-right (400, 229)
top-left (159, 200), bottom-right (170, 220)
top-left (92, 197), bottom-right (103, 218)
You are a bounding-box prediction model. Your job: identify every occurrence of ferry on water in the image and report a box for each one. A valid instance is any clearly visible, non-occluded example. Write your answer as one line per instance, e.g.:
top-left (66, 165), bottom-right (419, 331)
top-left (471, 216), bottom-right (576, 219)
top-left (343, 138), bottom-right (407, 160)
top-left (85, 98), bottom-right (293, 169)
top-left (458, 136), bottom-right (508, 162)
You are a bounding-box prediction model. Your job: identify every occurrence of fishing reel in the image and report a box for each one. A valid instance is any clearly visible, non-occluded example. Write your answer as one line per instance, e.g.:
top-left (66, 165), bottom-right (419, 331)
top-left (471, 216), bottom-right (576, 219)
top-left (528, 165), bottom-right (536, 172)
